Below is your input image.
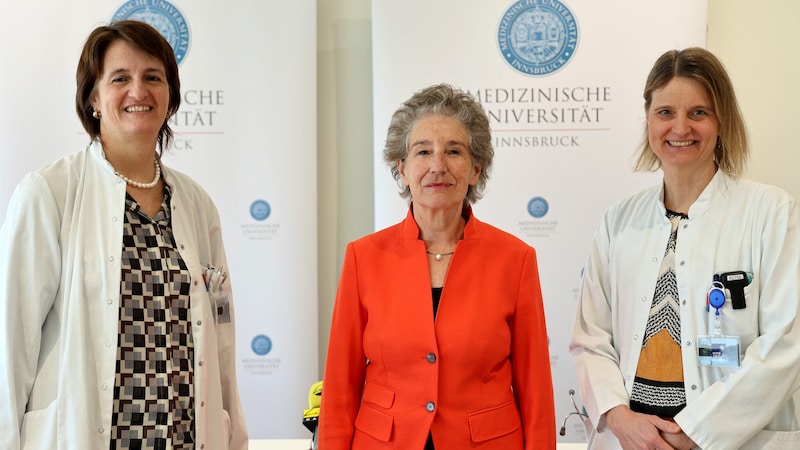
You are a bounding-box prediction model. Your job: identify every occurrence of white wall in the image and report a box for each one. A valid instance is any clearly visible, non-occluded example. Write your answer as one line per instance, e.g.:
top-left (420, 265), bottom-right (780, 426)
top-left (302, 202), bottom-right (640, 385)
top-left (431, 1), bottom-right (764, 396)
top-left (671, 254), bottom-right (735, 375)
top-left (315, 0), bottom-right (800, 377)
top-left (708, 0), bottom-right (800, 200)
top-left (316, 0), bottom-right (374, 377)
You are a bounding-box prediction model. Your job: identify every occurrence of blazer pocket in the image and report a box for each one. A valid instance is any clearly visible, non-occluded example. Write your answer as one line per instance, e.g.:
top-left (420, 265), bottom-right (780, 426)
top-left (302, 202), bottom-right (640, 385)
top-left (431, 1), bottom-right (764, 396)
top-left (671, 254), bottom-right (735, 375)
top-left (362, 381), bottom-right (395, 409)
top-left (468, 400), bottom-right (522, 443)
top-left (355, 404), bottom-right (394, 442)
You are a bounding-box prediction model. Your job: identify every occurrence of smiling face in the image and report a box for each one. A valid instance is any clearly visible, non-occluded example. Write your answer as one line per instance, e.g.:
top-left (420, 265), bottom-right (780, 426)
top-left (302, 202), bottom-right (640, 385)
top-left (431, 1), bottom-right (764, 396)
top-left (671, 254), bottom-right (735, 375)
top-left (398, 114), bottom-right (481, 212)
top-left (647, 76), bottom-right (719, 177)
top-left (90, 39), bottom-right (170, 146)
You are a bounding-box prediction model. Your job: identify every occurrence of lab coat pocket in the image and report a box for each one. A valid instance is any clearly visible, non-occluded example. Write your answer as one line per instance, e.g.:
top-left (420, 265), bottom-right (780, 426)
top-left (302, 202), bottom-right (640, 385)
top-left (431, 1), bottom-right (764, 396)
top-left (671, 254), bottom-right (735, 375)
top-left (719, 283), bottom-right (758, 346)
top-left (20, 401), bottom-right (56, 450)
top-left (468, 400), bottom-right (522, 442)
top-left (745, 428), bottom-right (800, 449)
top-left (223, 408), bottom-right (232, 450)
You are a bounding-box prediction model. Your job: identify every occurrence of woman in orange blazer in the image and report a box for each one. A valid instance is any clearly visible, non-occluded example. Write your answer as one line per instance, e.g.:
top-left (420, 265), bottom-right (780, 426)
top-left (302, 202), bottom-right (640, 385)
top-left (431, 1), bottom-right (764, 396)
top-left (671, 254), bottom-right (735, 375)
top-left (320, 84), bottom-right (556, 449)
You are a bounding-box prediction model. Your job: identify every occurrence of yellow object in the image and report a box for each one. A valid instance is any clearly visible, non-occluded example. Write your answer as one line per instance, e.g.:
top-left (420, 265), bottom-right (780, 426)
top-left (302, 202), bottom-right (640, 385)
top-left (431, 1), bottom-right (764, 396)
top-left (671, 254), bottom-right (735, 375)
top-left (302, 381), bottom-right (322, 433)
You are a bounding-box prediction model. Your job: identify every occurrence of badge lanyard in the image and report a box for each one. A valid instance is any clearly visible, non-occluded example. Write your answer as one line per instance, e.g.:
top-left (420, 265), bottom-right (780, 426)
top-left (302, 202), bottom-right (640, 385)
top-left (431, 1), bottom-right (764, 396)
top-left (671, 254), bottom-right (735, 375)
top-left (699, 275), bottom-right (741, 367)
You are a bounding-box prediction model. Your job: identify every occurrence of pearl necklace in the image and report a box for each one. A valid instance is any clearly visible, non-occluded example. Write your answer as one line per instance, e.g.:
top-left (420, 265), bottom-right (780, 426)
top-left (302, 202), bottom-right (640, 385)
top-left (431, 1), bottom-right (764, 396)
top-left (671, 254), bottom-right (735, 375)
top-left (115, 159), bottom-right (161, 189)
top-left (426, 250), bottom-right (454, 261)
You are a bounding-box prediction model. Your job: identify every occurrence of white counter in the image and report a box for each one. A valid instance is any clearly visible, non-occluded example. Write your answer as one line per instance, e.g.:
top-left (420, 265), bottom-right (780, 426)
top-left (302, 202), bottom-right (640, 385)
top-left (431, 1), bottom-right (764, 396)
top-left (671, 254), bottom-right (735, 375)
top-left (249, 439), bottom-right (587, 449)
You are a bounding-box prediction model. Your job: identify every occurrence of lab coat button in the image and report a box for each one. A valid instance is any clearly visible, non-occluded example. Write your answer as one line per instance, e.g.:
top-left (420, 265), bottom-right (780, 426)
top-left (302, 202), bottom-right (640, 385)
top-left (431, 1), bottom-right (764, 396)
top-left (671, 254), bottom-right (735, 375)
top-left (101, 384), bottom-right (107, 391)
top-left (685, 340), bottom-right (692, 347)
top-left (196, 320), bottom-right (202, 326)
top-left (107, 298), bottom-right (113, 305)
top-left (691, 385), bottom-right (697, 390)
top-left (426, 402), bottom-right (435, 412)
top-left (98, 427), bottom-right (104, 434)
top-left (426, 353), bottom-right (436, 363)
top-left (108, 256), bottom-right (114, 262)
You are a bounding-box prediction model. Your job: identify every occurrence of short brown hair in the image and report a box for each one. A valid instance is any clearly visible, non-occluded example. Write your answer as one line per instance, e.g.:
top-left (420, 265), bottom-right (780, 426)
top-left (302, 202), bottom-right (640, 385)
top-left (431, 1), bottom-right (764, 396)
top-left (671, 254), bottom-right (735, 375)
top-left (75, 20), bottom-right (181, 152)
top-left (634, 47), bottom-right (748, 176)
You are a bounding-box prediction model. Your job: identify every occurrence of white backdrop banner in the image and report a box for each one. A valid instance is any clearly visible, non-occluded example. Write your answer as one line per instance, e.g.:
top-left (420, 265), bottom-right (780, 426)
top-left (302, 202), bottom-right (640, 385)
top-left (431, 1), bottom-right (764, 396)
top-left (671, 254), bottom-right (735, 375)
top-left (372, 0), bottom-right (707, 442)
top-left (0, 0), bottom-right (317, 439)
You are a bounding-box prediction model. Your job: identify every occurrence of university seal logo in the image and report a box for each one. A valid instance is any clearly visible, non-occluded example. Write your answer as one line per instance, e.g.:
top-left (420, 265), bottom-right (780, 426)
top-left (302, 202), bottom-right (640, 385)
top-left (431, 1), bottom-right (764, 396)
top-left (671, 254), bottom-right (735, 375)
top-left (527, 196), bottom-right (549, 218)
top-left (250, 199), bottom-right (272, 221)
top-left (251, 334), bottom-right (273, 356)
top-left (498, 0), bottom-right (579, 77)
top-left (112, 0), bottom-right (191, 64)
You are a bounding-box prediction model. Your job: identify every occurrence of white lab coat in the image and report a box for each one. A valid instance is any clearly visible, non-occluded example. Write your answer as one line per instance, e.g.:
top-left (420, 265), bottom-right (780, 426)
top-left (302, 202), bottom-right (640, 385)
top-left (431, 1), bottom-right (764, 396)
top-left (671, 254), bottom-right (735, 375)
top-left (0, 141), bottom-right (248, 449)
top-left (569, 170), bottom-right (800, 449)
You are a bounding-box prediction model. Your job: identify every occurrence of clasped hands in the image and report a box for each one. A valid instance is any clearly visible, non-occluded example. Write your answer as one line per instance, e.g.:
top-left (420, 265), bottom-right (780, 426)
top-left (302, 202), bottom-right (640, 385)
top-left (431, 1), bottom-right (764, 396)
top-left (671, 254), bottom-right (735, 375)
top-left (605, 405), bottom-right (696, 450)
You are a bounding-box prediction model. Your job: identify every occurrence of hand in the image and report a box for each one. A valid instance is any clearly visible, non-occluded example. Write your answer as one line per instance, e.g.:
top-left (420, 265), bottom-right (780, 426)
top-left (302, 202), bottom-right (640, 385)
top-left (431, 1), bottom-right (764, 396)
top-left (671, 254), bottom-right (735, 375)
top-left (604, 405), bottom-right (681, 450)
top-left (661, 421), bottom-right (696, 450)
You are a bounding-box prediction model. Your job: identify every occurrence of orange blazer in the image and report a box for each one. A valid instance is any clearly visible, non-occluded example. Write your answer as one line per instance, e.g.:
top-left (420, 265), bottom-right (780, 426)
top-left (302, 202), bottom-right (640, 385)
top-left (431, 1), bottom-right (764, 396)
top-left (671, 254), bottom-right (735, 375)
top-left (320, 208), bottom-right (556, 449)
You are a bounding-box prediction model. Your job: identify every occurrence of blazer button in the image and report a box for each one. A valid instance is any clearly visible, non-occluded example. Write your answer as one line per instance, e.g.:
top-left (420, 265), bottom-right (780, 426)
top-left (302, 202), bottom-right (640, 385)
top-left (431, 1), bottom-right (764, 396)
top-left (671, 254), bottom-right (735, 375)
top-left (426, 402), bottom-right (435, 412)
top-left (426, 353), bottom-right (436, 363)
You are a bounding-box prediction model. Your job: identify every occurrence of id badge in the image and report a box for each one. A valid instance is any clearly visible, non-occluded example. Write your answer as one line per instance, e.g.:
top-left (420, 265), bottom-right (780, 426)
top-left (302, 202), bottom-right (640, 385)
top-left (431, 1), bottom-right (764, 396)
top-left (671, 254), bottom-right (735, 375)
top-left (697, 335), bottom-right (741, 367)
top-left (215, 294), bottom-right (231, 324)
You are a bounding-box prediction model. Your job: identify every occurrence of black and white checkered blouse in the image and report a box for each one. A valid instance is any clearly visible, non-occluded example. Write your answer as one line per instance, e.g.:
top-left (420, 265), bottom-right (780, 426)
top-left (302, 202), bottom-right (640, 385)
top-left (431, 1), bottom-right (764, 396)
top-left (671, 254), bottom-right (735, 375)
top-left (110, 188), bottom-right (195, 450)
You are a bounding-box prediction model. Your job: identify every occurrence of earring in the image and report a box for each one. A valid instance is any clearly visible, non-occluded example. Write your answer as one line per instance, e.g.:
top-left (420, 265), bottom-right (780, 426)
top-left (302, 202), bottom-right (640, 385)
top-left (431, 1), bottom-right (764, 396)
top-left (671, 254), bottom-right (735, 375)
top-left (92, 109), bottom-right (101, 119)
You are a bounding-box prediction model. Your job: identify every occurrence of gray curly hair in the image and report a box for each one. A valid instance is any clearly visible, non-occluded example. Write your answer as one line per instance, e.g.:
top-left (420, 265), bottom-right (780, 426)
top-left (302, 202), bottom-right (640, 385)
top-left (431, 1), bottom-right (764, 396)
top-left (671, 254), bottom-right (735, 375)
top-left (383, 83), bottom-right (494, 204)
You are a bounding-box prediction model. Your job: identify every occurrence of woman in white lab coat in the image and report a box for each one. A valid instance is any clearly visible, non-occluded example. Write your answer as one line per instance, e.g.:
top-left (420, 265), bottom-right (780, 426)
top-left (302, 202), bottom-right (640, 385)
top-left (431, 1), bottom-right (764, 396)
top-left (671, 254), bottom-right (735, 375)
top-left (570, 47), bottom-right (800, 449)
top-left (0, 20), bottom-right (248, 449)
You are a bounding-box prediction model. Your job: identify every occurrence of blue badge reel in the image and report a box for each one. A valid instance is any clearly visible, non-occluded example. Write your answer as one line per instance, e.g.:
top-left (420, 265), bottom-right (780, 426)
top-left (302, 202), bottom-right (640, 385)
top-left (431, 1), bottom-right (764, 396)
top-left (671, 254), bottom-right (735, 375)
top-left (698, 280), bottom-right (741, 367)
top-left (707, 281), bottom-right (726, 311)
